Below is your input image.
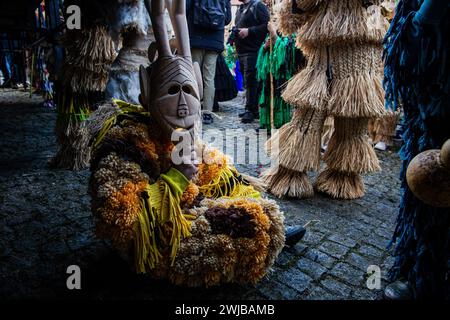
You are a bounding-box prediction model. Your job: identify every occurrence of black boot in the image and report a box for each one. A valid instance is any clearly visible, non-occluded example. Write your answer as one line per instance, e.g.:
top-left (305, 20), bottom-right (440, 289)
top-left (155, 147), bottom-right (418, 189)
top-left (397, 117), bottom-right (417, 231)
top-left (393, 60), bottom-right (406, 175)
top-left (285, 225), bottom-right (307, 247)
top-left (384, 280), bottom-right (412, 300)
top-left (241, 111), bottom-right (255, 123)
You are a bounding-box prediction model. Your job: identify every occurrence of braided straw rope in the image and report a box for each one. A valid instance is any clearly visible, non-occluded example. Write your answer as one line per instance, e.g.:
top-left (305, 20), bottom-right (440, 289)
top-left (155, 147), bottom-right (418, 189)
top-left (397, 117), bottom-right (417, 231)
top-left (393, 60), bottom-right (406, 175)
top-left (327, 43), bottom-right (385, 118)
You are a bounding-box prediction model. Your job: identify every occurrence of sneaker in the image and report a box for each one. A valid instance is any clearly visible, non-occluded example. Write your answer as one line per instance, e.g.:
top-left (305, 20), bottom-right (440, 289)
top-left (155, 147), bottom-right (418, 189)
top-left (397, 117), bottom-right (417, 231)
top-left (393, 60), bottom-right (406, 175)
top-left (241, 111), bottom-right (255, 124)
top-left (202, 113), bottom-right (214, 125)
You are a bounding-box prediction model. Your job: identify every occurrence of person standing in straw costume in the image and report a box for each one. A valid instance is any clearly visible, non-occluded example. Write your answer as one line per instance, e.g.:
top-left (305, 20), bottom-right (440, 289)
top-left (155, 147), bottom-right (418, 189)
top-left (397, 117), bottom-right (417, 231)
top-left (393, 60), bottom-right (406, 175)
top-left (262, 0), bottom-right (389, 199)
top-left (51, 0), bottom-right (117, 170)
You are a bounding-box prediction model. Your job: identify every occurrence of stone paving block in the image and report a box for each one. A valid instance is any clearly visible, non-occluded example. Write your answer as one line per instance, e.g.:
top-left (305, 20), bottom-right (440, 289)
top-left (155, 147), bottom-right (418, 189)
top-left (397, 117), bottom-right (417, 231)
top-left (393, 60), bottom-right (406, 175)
top-left (350, 289), bottom-right (378, 300)
top-left (363, 233), bottom-right (390, 251)
top-left (275, 251), bottom-right (295, 268)
top-left (329, 263), bottom-right (365, 287)
top-left (303, 248), bottom-right (337, 269)
top-left (345, 252), bottom-right (376, 272)
top-left (328, 233), bottom-right (358, 248)
top-left (275, 268), bottom-right (313, 294)
top-left (320, 277), bottom-right (353, 298)
top-left (374, 227), bottom-right (393, 240)
top-left (295, 258), bottom-right (327, 279)
top-left (2, 211), bottom-right (33, 226)
top-left (357, 244), bottom-right (385, 259)
top-left (65, 231), bottom-right (95, 251)
top-left (41, 239), bottom-right (70, 258)
top-left (348, 220), bottom-right (374, 235)
top-left (304, 286), bottom-right (336, 300)
top-left (256, 278), bottom-right (302, 300)
top-left (318, 241), bottom-right (350, 259)
top-left (302, 231), bottom-right (326, 246)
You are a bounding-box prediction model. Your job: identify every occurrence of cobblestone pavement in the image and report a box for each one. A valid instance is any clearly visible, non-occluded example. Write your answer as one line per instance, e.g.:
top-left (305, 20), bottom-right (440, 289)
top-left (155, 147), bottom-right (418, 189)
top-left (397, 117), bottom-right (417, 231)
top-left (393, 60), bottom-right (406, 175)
top-left (0, 89), bottom-right (401, 300)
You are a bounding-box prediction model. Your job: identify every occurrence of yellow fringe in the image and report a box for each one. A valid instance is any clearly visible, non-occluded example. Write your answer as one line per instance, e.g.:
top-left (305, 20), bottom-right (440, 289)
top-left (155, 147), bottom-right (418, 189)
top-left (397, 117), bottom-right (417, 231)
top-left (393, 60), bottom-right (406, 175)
top-left (134, 179), bottom-right (196, 272)
top-left (93, 99), bottom-right (146, 148)
top-left (199, 166), bottom-right (260, 199)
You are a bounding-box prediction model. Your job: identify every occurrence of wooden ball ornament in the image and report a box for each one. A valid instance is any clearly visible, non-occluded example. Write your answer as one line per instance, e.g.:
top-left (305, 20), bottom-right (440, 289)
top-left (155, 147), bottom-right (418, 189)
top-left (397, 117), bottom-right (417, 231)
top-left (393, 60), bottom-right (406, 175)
top-left (406, 139), bottom-right (450, 208)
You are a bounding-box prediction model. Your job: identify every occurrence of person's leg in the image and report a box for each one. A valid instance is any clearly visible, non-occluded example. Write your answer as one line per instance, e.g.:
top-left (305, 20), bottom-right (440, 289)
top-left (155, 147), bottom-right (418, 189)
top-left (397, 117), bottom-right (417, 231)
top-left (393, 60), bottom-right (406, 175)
top-left (238, 54), bottom-right (246, 88)
top-left (245, 52), bottom-right (258, 115)
top-left (201, 50), bottom-right (218, 112)
top-left (191, 48), bottom-right (204, 75)
top-left (241, 53), bottom-right (258, 123)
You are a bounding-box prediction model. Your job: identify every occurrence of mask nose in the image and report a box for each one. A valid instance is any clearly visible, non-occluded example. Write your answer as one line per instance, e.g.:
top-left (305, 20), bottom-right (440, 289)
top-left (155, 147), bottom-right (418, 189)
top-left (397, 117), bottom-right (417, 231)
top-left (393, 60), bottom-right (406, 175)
top-left (177, 94), bottom-right (188, 118)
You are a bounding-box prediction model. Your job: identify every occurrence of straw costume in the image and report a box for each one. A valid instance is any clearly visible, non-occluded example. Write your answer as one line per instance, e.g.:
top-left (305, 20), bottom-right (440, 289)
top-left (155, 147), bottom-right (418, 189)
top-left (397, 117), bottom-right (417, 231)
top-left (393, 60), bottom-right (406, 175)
top-left (52, 0), bottom-right (117, 169)
top-left (262, 0), bottom-right (388, 199)
top-left (88, 0), bottom-right (285, 287)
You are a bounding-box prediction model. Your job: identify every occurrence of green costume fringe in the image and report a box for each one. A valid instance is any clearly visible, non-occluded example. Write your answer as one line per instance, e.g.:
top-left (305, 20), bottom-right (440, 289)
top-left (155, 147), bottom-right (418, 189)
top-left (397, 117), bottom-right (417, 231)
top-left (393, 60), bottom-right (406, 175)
top-left (257, 34), bottom-right (302, 130)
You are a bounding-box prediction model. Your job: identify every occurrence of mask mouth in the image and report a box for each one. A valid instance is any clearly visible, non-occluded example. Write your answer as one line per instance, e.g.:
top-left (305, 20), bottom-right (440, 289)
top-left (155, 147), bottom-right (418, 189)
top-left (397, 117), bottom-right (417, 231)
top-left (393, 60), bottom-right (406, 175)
top-left (164, 115), bottom-right (196, 131)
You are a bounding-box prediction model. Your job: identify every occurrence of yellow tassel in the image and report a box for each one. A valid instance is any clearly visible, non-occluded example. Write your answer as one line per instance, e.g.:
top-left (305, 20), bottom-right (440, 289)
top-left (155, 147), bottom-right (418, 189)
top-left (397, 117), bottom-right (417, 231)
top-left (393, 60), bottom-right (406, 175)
top-left (134, 177), bottom-right (196, 272)
top-left (199, 165), bottom-right (261, 200)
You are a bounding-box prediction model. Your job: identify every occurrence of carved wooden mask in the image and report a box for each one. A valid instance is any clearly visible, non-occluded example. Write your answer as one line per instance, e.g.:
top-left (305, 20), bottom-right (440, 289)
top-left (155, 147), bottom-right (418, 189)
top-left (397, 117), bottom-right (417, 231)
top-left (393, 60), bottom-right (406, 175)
top-left (139, 0), bottom-right (203, 137)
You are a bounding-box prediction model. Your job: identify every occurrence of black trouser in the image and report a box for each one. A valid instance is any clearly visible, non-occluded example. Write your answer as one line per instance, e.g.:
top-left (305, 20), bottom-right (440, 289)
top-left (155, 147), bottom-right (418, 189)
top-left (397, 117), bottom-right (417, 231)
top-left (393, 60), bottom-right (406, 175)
top-left (238, 52), bottom-right (259, 114)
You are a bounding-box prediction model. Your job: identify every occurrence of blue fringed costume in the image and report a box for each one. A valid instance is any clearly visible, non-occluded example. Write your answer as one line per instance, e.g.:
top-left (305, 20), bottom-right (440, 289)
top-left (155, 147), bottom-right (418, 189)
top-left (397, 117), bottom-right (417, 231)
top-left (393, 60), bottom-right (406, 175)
top-left (383, 0), bottom-right (450, 299)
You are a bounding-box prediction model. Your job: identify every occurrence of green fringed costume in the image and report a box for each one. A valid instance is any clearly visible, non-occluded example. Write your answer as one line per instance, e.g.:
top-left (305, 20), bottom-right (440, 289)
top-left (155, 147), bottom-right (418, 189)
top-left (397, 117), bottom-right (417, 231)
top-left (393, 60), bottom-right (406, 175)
top-left (257, 34), bottom-right (304, 129)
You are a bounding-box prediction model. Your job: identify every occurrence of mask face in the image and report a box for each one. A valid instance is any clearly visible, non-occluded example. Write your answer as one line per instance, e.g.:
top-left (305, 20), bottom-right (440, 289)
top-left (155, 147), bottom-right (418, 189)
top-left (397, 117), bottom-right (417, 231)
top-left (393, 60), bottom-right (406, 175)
top-left (140, 55), bottom-right (202, 137)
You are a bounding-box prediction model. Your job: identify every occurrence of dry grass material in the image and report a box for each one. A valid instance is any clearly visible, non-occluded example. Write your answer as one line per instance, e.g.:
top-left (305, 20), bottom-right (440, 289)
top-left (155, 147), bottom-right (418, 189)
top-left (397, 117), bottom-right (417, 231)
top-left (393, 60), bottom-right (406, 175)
top-left (322, 116), bottom-right (334, 147)
top-left (73, 102), bottom-right (123, 168)
top-left (328, 72), bottom-right (385, 118)
top-left (240, 173), bottom-right (267, 193)
top-left (327, 43), bottom-right (385, 118)
top-left (368, 113), bottom-right (400, 144)
top-left (282, 48), bottom-right (329, 110)
top-left (261, 165), bottom-right (314, 199)
top-left (298, 0), bottom-right (366, 46)
top-left (267, 107), bottom-right (326, 172)
top-left (52, 101), bottom-right (122, 170)
top-left (61, 26), bottom-right (116, 94)
top-left (50, 120), bottom-right (91, 170)
top-left (315, 168), bottom-right (365, 199)
top-left (277, 0), bottom-right (310, 36)
top-left (296, 0), bottom-right (325, 11)
top-left (323, 117), bottom-right (381, 174)
top-left (296, 0), bottom-right (387, 47)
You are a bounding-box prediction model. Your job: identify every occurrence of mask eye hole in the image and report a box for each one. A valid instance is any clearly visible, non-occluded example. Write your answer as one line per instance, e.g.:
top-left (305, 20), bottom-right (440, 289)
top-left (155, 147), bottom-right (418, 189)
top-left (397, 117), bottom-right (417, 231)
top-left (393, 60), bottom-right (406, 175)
top-left (168, 85), bottom-right (180, 95)
top-left (182, 85), bottom-right (192, 95)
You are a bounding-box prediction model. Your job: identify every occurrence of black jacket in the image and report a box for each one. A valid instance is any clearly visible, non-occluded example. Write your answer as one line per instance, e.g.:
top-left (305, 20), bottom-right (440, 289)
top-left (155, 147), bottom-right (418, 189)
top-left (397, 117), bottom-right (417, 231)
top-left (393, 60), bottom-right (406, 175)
top-left (234, 0), bottom-right (269, 54)
top-left (186, 0), bottom-right (232, 53)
